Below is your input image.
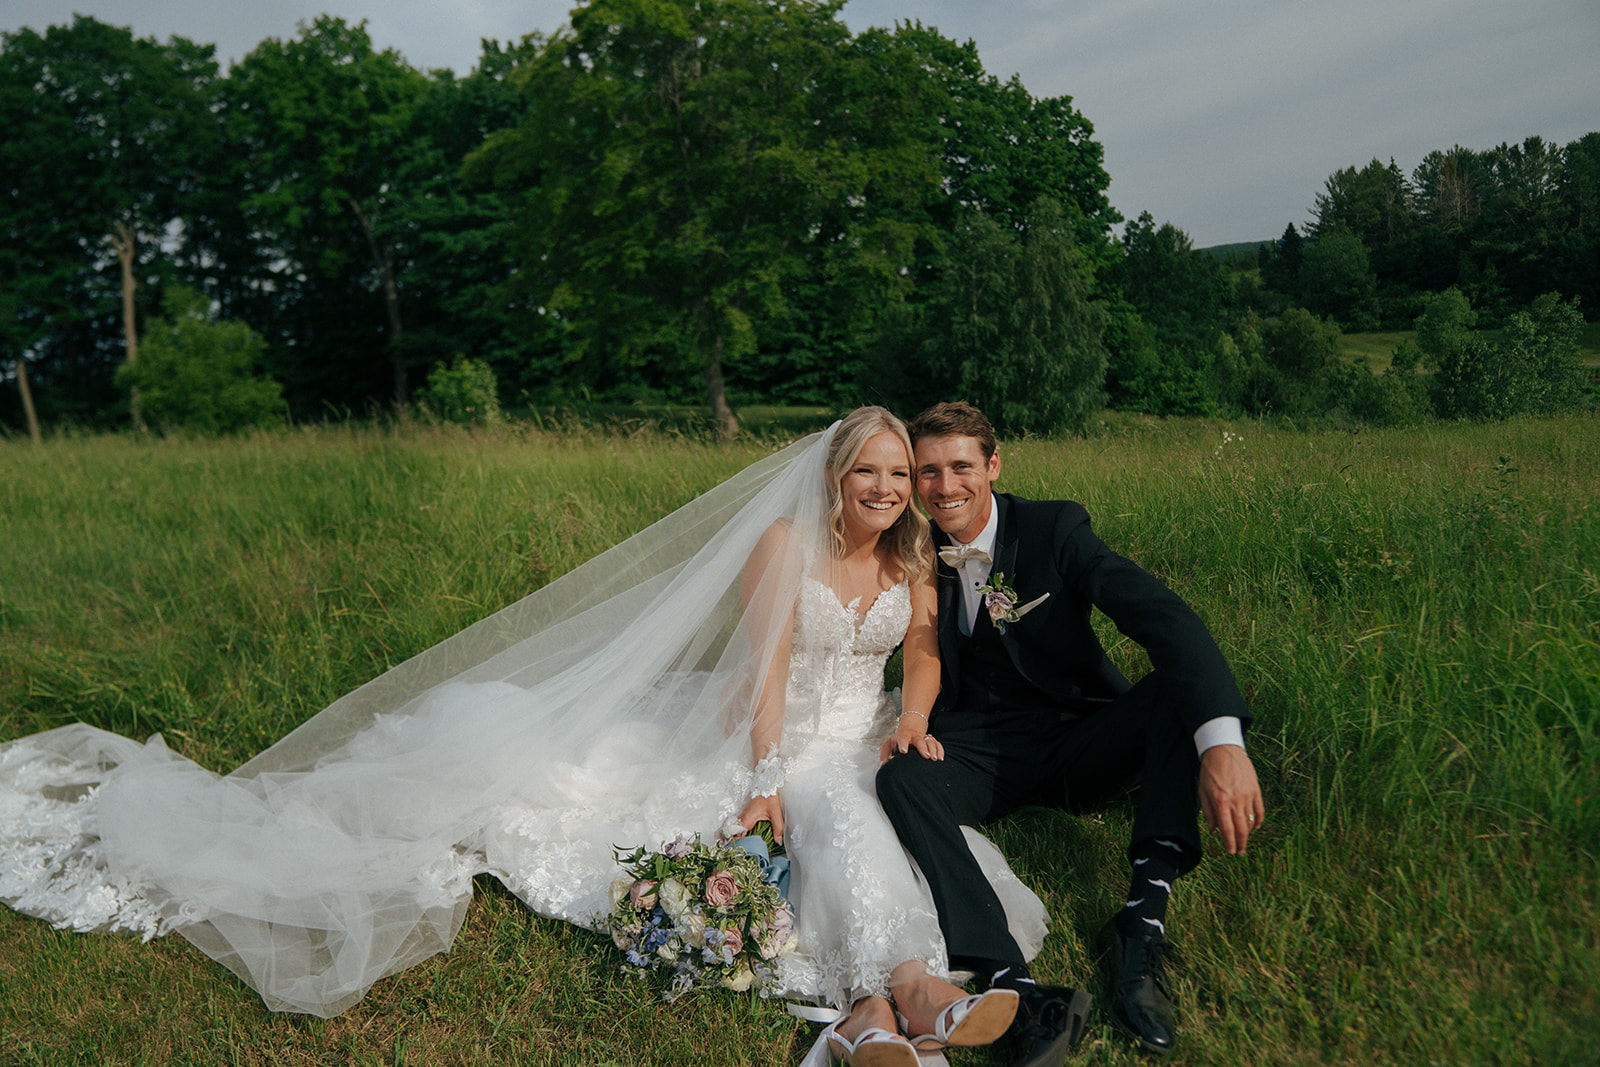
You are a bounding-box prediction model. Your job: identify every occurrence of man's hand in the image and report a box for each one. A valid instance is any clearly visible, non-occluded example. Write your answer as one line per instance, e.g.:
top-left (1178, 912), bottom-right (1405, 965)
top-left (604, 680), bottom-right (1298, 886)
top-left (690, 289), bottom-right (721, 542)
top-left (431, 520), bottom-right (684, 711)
top-left (1199, 744), bottom-right (1264, 854)
top-left (736, 792), bottom-right (785, 845)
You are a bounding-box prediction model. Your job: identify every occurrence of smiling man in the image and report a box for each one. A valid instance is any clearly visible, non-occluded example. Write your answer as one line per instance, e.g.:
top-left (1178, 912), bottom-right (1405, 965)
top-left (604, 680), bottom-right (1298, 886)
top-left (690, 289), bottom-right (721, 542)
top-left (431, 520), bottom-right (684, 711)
top-left (877, 402), bottom-right (1264, 1064)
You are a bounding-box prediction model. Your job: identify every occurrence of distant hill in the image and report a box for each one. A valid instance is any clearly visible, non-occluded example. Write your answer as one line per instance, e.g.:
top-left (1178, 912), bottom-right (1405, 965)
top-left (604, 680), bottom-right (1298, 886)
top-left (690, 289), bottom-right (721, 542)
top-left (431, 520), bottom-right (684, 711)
top-left (1197, 240), bottom-right (1274, 264)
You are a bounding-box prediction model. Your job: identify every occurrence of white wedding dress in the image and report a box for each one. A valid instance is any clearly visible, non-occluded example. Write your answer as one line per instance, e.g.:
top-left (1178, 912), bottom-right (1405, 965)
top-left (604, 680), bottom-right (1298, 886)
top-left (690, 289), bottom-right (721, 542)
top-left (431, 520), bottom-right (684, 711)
top-left (0, 426), bottom-right (1044, 1023)
top-left (766, 577), bottom-right (1044, 1008)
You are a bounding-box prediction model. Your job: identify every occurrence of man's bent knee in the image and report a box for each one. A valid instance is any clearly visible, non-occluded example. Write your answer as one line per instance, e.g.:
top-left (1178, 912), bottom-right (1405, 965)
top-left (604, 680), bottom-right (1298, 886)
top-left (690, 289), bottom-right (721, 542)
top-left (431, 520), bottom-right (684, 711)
top-left (875, 749), bottom-right (939, 809)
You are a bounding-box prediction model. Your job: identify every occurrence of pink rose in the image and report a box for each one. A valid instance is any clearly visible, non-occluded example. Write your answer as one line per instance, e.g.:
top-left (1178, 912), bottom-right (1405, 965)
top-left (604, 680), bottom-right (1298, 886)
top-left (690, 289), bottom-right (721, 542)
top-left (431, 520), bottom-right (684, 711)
top-left (629, 879), bottom-right (658, 910)
top-left (985, 591), bottom-right (1014, 618)
top-left (704, 871), bottom-right (739, 908)
top-left (717, 923), bottom-right (744, 958)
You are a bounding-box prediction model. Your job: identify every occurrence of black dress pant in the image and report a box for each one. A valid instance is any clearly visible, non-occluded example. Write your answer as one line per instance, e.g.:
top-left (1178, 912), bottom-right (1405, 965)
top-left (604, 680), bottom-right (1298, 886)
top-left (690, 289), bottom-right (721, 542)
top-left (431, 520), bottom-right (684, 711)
top-left (876, 671), bottom-right (1202, 967)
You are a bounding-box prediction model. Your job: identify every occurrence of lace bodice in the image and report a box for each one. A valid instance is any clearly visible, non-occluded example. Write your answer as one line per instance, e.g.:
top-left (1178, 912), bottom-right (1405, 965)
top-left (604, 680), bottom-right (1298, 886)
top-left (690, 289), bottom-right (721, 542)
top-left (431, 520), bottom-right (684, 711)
top-left (786, 578), bottom-right (910, 742)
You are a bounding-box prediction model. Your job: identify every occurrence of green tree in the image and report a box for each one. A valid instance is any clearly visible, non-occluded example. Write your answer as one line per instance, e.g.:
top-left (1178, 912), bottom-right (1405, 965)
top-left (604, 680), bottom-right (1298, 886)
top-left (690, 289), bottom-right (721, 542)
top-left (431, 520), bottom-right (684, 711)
top-left (380, 41), bottom-right (548, 407)
top-left (1413, 146), bottom-right (1489, 234)
top-left (871, 198), bottom-right (1108, 435)
top-left (886, 23), bottom-right (1117, 249)
top-left (1215, 308), bottom-right (1347, 419)
top-left (115, 286), bottom-right (284, 433)
top-left (1258, 223), bottom-right (1304, 298)
top-left (475, 0), bottom-right (942, 438)
top-left (1116, 213), bottom-right (1232, 346)
top-left (1104, 213), bottom-right (1227, 414)
top-left (226, 17), bottom-right (431, 409)
top-left (1553, 133), bottom-right (1600, 310)
top-left (1311, 157), bottom-right (1413, 249)
top-left (1211, 312), bottom-right (1273, 414)
top-left (1260, 308), bottom-right (1345, 416)
top-left (1496, 293), bottom-right (1589, 416)
top-left (0, 17), bottom-right (223, 429)
top-left (1299, 230), bottom-right (1380, 329)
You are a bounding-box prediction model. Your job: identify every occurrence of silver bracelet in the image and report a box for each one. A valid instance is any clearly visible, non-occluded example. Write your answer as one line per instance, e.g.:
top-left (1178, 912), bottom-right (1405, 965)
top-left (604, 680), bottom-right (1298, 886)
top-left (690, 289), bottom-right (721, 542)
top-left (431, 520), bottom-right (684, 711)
top-left (900, 711), bottom-right (928, 722)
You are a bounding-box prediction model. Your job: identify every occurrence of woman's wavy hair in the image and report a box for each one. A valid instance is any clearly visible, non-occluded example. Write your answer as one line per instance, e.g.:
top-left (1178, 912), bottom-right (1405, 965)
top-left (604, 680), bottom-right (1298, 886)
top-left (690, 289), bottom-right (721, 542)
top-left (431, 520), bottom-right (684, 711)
top-left (824, 406), bottom-right (932, 577)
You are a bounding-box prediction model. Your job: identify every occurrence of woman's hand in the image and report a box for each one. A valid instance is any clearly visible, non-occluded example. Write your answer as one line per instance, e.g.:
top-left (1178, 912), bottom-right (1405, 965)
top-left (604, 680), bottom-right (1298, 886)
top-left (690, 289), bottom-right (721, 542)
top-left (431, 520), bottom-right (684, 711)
top-left (737, 791), bottom-right (784, 845)
top-left (879, 715), bottom-right (943, 764)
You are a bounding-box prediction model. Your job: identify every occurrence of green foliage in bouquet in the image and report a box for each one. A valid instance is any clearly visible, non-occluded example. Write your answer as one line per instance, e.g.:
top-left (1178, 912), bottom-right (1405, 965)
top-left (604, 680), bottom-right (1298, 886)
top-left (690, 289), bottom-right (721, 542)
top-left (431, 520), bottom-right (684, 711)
top-left (605, 832), bottom-right (795, 1000)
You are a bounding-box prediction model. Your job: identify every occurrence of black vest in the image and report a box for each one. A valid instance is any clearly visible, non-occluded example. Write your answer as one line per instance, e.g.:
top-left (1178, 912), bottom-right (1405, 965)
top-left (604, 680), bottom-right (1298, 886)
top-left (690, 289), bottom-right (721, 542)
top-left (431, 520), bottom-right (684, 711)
top-left (955, 605), bottom-right (1056, 714)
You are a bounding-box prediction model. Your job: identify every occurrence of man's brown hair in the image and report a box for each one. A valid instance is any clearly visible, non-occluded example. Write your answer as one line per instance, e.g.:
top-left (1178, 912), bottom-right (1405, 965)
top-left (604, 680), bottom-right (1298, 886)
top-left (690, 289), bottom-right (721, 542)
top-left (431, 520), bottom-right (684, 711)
top-left (907, 402), bottom-right (996, 460)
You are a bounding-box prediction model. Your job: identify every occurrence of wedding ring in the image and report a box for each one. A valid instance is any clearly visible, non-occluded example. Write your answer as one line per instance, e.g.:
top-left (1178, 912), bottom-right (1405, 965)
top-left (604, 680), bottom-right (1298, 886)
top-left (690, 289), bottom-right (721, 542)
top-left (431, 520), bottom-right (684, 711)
top-left (1247, 814), bottom-right (1256, 822)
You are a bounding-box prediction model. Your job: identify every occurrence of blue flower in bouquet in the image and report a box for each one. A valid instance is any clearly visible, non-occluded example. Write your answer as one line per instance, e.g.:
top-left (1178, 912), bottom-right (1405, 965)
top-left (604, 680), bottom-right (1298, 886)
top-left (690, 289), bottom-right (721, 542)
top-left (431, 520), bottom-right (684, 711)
top-left (603, 831), bottom-right (795, 998)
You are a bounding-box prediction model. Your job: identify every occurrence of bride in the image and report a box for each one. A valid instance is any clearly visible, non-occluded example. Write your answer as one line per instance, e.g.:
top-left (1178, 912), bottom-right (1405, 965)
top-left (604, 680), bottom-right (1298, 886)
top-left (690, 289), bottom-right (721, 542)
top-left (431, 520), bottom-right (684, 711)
top-left (0, 407), bottom-right (1042, 1062)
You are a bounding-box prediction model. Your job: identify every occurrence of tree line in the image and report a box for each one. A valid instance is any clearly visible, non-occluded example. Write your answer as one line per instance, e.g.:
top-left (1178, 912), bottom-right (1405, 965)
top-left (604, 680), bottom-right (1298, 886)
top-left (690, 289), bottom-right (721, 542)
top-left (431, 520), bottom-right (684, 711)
top-left (1098, 127), bottom-right (1598, 425)
top-left (2, 3), bottom-right (1593, 440)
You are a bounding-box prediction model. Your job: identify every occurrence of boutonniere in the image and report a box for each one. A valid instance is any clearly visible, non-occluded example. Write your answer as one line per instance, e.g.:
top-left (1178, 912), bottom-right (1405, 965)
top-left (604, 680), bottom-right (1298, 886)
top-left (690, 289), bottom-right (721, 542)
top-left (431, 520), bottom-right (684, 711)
top-left (977, 572), bottom-right (1049, 634)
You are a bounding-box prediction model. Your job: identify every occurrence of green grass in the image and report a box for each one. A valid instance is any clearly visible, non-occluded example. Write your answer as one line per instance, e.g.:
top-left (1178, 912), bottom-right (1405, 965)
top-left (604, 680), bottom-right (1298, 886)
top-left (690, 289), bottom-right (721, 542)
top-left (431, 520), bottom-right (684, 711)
top-left (1337, 331), bottom-right (1415, 372)
top-left (512, 403), bottom-right (836, 440)
top-left (4, 414), bottom-right (1598, 1065)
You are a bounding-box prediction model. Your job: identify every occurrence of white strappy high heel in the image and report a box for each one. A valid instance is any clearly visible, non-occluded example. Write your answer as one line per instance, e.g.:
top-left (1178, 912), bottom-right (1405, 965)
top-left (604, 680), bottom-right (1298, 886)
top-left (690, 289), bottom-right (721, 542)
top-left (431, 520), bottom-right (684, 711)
top-left (822, 1019), bottom-right (920, 1066)
top-left (895, 987), bottom-right (1019, 1050)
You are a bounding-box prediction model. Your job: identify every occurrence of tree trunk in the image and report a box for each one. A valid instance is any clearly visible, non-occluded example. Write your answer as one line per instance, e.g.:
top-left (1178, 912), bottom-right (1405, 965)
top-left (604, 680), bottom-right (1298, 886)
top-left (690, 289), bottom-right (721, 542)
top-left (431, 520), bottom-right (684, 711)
top-left (703, 333), bottom-right (740, 441)
top-left (110, 220), bottom-right (143, 431)
top-left (14, 356), bottom-right (42, 444)
top-left (348, 197), bottom-right (406, 409)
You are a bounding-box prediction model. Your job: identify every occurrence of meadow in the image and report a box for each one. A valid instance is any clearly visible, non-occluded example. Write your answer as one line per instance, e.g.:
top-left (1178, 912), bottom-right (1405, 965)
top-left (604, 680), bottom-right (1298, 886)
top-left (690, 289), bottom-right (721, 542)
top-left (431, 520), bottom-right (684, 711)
top-left (2, 413), bottom-right (1596, 1066)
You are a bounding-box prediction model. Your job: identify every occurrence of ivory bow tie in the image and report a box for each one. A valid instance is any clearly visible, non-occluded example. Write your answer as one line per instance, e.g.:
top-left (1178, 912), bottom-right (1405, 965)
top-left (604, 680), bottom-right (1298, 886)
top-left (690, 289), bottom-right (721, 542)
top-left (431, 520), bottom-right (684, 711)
top-left (938, 543), bottom-right (992, 568)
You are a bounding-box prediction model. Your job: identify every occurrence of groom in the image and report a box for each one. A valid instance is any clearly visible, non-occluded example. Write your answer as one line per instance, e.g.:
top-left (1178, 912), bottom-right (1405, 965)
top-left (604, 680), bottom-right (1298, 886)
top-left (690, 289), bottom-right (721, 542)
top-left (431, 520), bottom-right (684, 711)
top-left (878, 402), bottom-right (1265, 1063)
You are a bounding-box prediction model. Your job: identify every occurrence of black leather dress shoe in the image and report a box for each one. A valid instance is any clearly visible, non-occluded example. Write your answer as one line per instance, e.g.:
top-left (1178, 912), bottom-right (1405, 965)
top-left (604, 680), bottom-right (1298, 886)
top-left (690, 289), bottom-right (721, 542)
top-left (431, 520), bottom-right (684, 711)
top-left (1005, 984), bottom-right (1093, 1067)
top-left (1096, 920), bottom-right (1178, 1056)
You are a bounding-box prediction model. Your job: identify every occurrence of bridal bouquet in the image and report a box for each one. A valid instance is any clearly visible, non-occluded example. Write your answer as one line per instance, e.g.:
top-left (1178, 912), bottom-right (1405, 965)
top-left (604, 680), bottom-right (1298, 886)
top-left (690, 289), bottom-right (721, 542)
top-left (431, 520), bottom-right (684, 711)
top-left (605, 829), bottom-right (796, 999)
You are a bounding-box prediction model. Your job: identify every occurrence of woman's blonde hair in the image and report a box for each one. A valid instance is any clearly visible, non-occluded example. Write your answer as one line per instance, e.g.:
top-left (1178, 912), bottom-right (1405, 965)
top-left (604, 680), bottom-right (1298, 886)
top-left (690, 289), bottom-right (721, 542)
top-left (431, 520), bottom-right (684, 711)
top-left (824, 406), bottom-right (931, 577)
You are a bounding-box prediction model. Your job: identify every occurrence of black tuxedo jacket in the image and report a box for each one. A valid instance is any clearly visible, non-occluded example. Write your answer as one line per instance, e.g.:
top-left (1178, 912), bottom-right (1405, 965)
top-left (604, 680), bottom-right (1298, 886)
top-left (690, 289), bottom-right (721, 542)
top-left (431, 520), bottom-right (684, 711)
top-left (932, 492), bottom-right (1250, 738)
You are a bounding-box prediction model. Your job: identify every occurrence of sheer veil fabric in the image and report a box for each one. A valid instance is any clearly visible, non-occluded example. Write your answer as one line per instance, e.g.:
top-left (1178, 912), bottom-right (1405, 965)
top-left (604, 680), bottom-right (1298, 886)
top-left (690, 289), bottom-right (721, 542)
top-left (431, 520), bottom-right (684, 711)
top-left (1, 425), bottom-right (1043, 1019)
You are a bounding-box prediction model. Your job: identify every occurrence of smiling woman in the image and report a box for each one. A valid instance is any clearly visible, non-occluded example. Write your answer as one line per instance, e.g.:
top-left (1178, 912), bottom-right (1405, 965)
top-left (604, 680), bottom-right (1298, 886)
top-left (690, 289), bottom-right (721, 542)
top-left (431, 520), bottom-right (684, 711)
top-left (837, 432), bottom-right (914, 545)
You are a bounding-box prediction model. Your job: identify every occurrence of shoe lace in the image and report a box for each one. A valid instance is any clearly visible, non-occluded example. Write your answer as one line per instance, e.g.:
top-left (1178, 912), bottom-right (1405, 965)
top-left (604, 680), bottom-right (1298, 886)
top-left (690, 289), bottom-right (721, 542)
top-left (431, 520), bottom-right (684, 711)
top-left (1120, 935), bottom-right (1172, 999)
top-left (1032, 995), bottom-right (1075, 1035)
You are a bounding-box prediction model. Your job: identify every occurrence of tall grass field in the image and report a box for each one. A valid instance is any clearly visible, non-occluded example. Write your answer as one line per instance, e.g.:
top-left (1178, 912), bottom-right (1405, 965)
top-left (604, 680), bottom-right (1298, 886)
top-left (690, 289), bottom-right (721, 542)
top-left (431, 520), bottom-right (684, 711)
top-left (2, 415), bottom-right (1596, 1065)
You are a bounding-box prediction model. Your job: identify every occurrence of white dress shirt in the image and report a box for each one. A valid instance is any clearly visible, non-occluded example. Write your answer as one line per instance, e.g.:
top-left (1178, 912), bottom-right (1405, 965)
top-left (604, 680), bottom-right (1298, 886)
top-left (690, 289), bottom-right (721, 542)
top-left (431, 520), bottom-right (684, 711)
top-left (953, 499), bottom-right (1001, 637)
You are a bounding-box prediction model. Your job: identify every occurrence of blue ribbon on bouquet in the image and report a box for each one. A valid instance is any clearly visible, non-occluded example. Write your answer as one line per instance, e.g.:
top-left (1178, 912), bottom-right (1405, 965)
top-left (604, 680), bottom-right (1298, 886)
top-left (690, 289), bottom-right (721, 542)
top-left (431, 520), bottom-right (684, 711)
top-left (728, 834), bottom-right (791, 902)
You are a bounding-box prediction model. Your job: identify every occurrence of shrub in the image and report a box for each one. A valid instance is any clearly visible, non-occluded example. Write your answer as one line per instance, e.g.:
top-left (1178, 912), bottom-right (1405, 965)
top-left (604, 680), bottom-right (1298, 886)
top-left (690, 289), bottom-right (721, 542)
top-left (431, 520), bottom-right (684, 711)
top-left (416, 357), bottom-right (502, 426)
top-left (1348, 340), bottom-right (1431, 425)
top-left (1429, 290), bottom-right (1588, 419)
top-left (115, 287), bottom-right (285, 434)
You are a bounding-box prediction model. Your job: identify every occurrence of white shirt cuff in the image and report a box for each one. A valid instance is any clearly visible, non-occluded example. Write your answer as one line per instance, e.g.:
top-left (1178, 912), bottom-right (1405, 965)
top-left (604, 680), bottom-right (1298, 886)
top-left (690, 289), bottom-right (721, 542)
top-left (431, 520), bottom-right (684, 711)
top-left (1194, 716), bottom-right (1245, 756)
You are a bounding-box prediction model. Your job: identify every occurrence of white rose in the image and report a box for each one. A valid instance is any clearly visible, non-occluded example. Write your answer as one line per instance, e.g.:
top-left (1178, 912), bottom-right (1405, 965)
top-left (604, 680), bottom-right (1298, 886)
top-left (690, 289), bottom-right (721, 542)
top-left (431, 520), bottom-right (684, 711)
top-left (659, 877), bottom-right (691, 919)
top-left (678, 911), bottom-right (708, 947)
top-left (721, 962), bottom-right (757, 992)
top-left (608, 875), bottom-right (634, 910)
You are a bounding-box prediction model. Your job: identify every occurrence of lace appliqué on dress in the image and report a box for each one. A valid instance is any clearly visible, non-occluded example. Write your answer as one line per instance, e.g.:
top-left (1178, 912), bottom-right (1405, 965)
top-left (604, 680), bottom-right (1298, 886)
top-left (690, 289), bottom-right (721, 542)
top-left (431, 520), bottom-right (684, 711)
top-left (0, 741), bottom-right (165, 940)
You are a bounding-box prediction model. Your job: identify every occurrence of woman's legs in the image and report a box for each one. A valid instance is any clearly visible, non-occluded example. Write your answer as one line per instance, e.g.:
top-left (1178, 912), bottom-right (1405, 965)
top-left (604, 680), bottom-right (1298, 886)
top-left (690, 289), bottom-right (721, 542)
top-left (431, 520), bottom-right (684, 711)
top-left (835, 993), bottom-right (897, 1043)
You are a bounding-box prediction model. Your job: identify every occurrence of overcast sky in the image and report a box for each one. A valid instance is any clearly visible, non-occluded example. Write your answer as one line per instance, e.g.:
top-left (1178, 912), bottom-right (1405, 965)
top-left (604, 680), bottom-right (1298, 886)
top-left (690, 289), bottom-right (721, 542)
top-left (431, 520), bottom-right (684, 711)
top-left (7, 0), bottom-right (1598, 246)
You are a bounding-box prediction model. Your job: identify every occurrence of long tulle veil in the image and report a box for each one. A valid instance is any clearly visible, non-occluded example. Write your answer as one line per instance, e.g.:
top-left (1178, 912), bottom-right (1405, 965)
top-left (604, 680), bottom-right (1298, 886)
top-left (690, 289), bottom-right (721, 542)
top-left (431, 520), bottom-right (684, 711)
top-left (1, 426), bottom-right (845, 1016)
